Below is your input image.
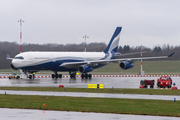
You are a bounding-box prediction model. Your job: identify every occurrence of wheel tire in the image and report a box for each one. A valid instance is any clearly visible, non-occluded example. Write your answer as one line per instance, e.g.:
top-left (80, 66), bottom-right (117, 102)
top-left (16, 76), bottom-right (20, 79)
top-left (140, 80), bottom-right (144, 85)
top-left (9, 77), bottom-right (11, 79)
top-left (157, 82), bottom-right (160, 87)
top-left (88, 74), bottom-right (92, 79)
top-left (58, 74), bottom-right (62, 78)
top-left (85, 74), bottom-right (88, 79)
top-left (73, 74), bottom-right (76, 79)
top-left (150, 85), bottom-right (153, 88)
top-left (55, 74), bottom-right (58, 79)
top-left (70, 74), bottom-right (74, 78)
top-left (52, 74), bottom-right (54, 79)
top-left (29, 75), bottom-right (32, 79)
top-left (81, 74), bottom-right (84, 79)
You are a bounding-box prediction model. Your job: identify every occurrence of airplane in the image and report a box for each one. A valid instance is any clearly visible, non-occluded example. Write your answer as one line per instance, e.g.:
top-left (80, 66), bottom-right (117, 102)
top-left (7, 27), bottom-right (174, 79)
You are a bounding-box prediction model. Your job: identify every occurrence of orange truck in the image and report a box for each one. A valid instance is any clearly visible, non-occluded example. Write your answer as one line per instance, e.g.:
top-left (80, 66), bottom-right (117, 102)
top-left (157, 76), bottom-right (172, 88)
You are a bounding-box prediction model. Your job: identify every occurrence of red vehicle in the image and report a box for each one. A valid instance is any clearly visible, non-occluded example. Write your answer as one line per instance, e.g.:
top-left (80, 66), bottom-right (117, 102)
top-left (140, 80), bottom-right (154, 88)
top-left (157, 76), bottom-right (172, 88)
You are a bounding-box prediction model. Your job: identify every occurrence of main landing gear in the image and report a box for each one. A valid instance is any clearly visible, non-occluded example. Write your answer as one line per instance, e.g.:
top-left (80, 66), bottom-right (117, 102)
top-left (52, 72), bottom-right (62, 79)
top-left (81, 73), bottom-right (92, 79)
top-left (69, 71), bottom-right (76, 79)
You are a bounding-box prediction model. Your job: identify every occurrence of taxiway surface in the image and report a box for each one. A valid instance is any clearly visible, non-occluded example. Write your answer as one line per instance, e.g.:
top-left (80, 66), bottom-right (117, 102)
top-left (0, 76), bottom-right (179, 89)
top-left (0, 108), bottom-right (179, 120)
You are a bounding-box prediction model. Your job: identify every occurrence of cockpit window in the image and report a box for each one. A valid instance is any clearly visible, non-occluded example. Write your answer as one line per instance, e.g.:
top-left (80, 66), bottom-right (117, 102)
top-left (14, 56), bottom-right (24, 59)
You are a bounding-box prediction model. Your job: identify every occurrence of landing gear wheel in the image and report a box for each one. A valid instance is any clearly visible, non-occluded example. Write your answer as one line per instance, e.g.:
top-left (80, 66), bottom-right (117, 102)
top-left (70, 74), bottom-right (74, 79)
top-left (29, 75), bottom-right (32, 79)
top-left (52, 74), bottom-right (54, 79)
top-left (69, 71), bottom-right (76, 79)
top-left (88, 74), bottom-right (92, 79)
top-left (81, 74), bottom-right (84, 79)
top-left (58, 74), bottom-right (62, 78)
top-left (55, 74), bottom-right (58, 79)
top-left (85, 74), bottom-right (88, 79)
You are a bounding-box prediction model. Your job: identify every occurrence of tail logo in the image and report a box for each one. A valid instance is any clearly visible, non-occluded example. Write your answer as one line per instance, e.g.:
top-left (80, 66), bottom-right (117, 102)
top-left (103, 27), bottom-right (122, 53)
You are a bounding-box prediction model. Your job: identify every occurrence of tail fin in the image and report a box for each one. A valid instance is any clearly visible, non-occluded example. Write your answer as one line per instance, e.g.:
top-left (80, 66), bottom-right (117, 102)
top-left (103, 27), bottom-right (122, 53)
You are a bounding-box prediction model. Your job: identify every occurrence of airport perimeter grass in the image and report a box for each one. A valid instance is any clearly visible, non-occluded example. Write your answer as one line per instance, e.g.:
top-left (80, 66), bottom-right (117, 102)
top-left (0, 87), bottom-right (180, 95)
top-left (0, 94), bottom-right (179, 117)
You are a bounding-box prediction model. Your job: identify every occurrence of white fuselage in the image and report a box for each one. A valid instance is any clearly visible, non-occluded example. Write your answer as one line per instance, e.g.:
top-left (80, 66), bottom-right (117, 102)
top-left (12, 51), bottom-right (107, 71)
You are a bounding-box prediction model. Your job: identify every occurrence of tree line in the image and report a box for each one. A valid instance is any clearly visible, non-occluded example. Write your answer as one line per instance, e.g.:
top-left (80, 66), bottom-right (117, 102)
top-left (0, 41), bottom-right (178, 69)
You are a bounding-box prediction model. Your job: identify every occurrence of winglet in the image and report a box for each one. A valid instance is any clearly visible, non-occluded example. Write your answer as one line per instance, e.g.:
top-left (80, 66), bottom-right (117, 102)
top-left (6, 54), bottom-right (13, 60)
top-left (168, 52), bottom-right (175, 57)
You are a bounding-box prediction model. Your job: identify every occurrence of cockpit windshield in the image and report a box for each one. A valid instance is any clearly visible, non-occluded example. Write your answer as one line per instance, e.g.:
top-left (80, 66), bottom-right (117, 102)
top-left (161, 77), bottom-right (170, 80)
top-left (14, 56), bottom-right (24, 60)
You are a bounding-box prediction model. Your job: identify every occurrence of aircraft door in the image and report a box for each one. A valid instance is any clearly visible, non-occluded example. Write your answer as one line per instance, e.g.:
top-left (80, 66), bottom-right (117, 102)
top-left (28, 54), bottom-right (33, 63)
top-left (51, 54), bottom-right (56, 62)
top-left (83, 53), bottom-right (87, 61)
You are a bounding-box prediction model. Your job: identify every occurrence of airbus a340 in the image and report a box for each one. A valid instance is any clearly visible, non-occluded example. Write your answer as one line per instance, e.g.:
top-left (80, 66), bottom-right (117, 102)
top-left (7, 27), bottom-right (174, 79)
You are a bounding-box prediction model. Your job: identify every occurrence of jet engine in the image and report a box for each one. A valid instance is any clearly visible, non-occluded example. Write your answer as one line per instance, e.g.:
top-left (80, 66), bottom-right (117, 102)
top-left (78, 65), bottom-right (93, 73)
top-left (119, 61), bottom-right (134, 70)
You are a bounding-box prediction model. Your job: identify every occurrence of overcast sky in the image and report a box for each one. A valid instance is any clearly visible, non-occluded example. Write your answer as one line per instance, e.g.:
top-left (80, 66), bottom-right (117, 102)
top-left (0, 0), bottom-right (180, 48)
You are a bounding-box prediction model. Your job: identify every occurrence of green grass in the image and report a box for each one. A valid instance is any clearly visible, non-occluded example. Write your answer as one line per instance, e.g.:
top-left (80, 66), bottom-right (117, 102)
top-left (0, 87), bottom-right (180, 95)
top-left (0, 94), bottom-right (179, 117)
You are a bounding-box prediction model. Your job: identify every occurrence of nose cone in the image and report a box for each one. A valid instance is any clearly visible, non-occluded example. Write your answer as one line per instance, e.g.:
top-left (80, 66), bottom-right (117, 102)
top-left (11, 60), bottom-right (18, 70)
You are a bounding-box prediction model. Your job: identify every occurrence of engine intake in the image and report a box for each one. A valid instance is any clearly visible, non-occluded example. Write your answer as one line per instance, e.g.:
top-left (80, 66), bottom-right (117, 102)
top-left (119, 61), bottom-right (134, 70)
top-left (78, 65), bottom-right (93, 73)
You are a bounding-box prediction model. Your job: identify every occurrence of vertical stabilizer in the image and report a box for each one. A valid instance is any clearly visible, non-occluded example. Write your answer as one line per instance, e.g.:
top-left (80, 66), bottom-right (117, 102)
top-left (103, 27), bottom-right (122, 53)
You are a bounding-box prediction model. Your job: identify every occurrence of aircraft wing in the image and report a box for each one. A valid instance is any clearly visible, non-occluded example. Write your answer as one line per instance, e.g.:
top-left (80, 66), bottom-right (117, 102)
top-left (60, 52), bottom-right (174, 68)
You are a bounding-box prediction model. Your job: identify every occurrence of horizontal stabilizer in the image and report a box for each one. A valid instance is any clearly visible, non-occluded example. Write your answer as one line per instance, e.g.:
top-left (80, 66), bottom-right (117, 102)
top-left (6, 54), bottom-right (13, 60)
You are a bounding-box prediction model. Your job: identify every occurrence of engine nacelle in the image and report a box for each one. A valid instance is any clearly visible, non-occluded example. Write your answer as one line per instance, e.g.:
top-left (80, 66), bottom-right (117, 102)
top-left (78, 65), bottom-right (93, 73)
top-left (119, 61), bottom-right (134, 70)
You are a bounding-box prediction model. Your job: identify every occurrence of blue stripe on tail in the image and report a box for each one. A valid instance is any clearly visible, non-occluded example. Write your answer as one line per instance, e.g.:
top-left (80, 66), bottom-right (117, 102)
top-left (103, 27), bottom-right (122, 53)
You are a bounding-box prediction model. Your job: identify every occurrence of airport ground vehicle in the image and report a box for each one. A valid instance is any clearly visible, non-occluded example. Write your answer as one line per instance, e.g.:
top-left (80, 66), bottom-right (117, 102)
top-left (140, 79), bottom-right (154, 88)
top-left (157, 76), bottom-right (172, 88)
top-left (8, 72), bottom-right (28, 79)
top-left (8, 72), bottom-right (21, 79)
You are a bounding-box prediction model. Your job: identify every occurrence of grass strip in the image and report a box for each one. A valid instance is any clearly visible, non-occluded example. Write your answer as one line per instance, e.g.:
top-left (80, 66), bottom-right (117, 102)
top-left (0, 94), bottom-right (179, 117)
top-left (0, 87), bottom-right (180, 95)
